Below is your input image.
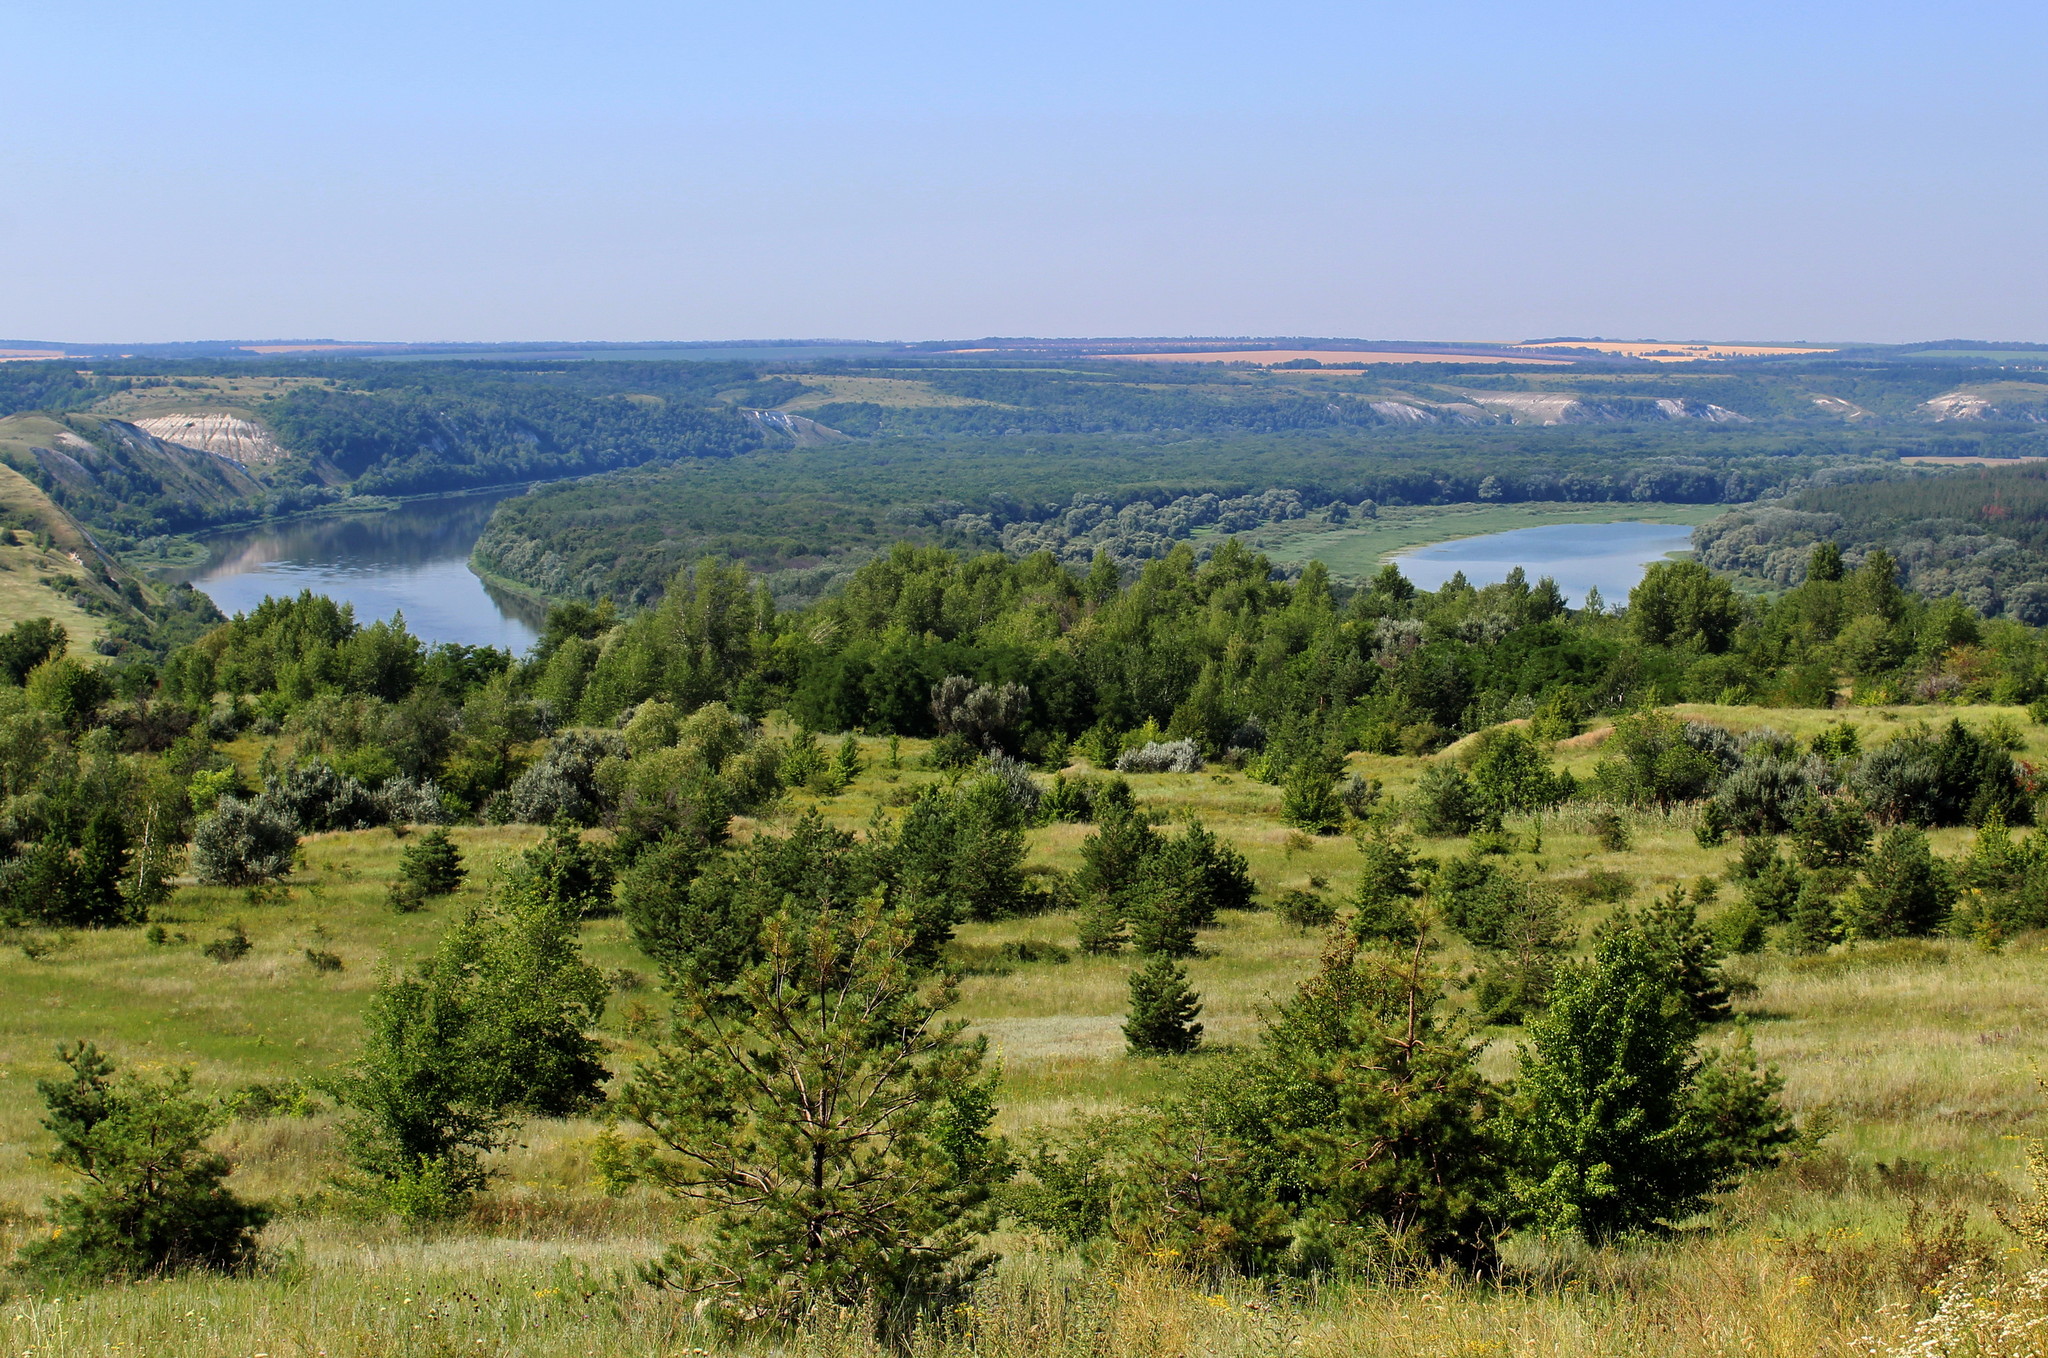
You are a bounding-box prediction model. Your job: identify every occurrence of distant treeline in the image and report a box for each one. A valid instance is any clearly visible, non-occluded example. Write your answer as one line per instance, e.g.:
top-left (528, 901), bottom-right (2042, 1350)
top-left (264, 381), bottom-right (763, 496)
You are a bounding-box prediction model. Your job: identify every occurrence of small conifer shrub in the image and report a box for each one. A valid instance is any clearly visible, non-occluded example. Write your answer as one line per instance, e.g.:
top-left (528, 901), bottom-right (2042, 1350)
top-left (1124, 953), bottom-right (1203, 1055)
top-left (15, 1043), bottom-right (270, 1282)
top-left (397, 828), bottom-right (466, 898)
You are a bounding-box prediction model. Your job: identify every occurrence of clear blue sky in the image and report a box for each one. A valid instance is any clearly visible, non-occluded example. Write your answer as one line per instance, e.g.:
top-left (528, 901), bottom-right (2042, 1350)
top-left (6, 1), bottom-right (2044, 344)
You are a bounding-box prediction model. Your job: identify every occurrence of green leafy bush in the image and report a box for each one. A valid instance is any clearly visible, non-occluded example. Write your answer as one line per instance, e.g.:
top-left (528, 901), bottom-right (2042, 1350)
top-left (190, 797), bottom-right (297, 887)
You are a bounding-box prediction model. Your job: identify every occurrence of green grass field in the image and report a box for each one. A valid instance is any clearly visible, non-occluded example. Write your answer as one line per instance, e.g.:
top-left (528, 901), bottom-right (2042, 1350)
top-left (2, 710), bottom-right (2046, 1356)
top-left (1229, 501), bottom-right (1725, 580)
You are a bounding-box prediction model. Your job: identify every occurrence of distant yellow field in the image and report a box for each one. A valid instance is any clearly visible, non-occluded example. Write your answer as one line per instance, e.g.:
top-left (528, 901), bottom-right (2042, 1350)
top-left (1099, 348), bottom-right (1565, 366)
top-left (1514, 339), bottom-right (1840, 362)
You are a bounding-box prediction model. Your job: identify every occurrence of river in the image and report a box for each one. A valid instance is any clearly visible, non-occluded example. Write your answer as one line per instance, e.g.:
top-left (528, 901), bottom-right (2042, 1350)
top-left (164, 489), bottom-right (544, 652)
top-left (1386, 520), bottom-right (1695, 605)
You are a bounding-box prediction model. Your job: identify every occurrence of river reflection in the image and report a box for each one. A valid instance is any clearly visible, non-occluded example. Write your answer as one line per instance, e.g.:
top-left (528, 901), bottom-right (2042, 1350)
top-left (1388, 521), bottom-right (1695, 606)
top-left (164, 490), bottom-right (544, 652)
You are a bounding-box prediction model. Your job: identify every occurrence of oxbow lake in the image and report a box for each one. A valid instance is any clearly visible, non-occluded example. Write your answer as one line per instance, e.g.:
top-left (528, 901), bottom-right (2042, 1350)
top-left (165, 490), bottom-right (544, 652)
top-left (1386, 521), bottom-right (1696, 606)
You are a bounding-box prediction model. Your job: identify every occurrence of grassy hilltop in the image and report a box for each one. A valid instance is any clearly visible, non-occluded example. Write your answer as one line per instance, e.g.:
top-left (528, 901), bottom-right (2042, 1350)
top-left (2, 708), bottom-right (2045, 1357)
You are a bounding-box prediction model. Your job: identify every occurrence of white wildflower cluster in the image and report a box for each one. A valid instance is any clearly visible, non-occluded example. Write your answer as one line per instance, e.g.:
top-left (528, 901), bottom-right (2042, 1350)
top-left (1864, 1268), bottom-right (2048, 1358)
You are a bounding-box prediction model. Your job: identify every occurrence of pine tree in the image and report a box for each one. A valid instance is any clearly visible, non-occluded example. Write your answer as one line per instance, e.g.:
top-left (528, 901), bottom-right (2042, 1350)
top-left (397, 827), bottom-right (466, 898)
top-left (1124, 953), bottom-right (1203, 1055)
top-left (1842, 826), bottom-right (1954, 939)
top-left (1691, 1025), bottom-right (1799, 1179)
top-left (1616, 888), bottom-right (1732, 1024)
top-left (1281, 754), bottom-right (1344, 833)
top-left (889, 776), bottom-right (1031, 925)
top-left (1741, 850), bottom-right (1803, 922)
top-left (74, 803), bottom-right (136, 926)
top-left (1154, 819), bottom-right (1255, 924)
top-left (619, 901), bottom-right (1002, 1335)
top-left (1076, 889), bottom-right (1129, 954)
top-left (1507, 930), bottom-right (1717, 1241)
top-left (1351, 827), bottom-right (1425, 943)
top-left (1411, 761), bottom-right (1486, 835)
top-left (829, 732), bottom-right (864, 790)
top-left (1292, 938), bottom-right (1504, 1267)
top-left (1074, 789), bottom-right (1158, 954)
top-left (1474, 883), bottom-right (1571, 1025)
top-left (1126, 875), bottom-right (1197, 957)
top-left (16, 1043), bottom-right (270, 1281)
top-left (1784, 875), bottom-right (1841, 954)
top-left (1074, 793), bottom-right (1160, 904)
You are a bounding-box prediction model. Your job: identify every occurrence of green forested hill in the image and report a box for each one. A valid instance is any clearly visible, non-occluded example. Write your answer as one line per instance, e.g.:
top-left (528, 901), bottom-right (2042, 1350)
top-left (1697, 460), bottom-right (2048, 619)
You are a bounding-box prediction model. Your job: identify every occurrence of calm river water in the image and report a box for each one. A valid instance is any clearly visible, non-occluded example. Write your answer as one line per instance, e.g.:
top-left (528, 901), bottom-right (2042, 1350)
top-left (165, 490), bottom-right (544, 652)
top-left (1387, 520), bottom-right (1695, 605)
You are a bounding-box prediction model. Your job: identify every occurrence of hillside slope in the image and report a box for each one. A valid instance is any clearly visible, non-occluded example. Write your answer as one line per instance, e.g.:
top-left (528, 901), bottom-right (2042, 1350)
top-left (0, 412), bottom-right (266, 539)
top-left (0, 458), bottom-right (216, 655)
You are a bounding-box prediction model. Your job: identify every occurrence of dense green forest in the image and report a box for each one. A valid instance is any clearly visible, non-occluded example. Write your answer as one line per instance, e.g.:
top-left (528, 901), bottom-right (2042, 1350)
top-left (1697, 461), bottom-right (2048, 620)
top-left (474, 427), bottom-right (1905, 605)
top-left (2, 531), bottom-right (2029, 877)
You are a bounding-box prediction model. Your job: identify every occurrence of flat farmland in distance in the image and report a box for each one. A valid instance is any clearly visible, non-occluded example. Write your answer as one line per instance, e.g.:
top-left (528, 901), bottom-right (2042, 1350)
top-left (1099, 348), bottom-right (1566, 365)
top-left (1514, 340), bottom-right (1842, 361)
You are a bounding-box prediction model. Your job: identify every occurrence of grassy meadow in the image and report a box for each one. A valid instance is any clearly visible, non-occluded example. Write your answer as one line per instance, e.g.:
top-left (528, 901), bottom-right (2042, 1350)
top-left (3, 707), bottom-right (2048, 1356)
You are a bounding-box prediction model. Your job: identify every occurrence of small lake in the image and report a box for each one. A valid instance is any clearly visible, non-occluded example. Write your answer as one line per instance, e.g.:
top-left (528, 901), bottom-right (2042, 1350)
top-left (1388, 521), bottom-right (1695, 606)
top-left (164, 490), bottom-right (544, 652)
